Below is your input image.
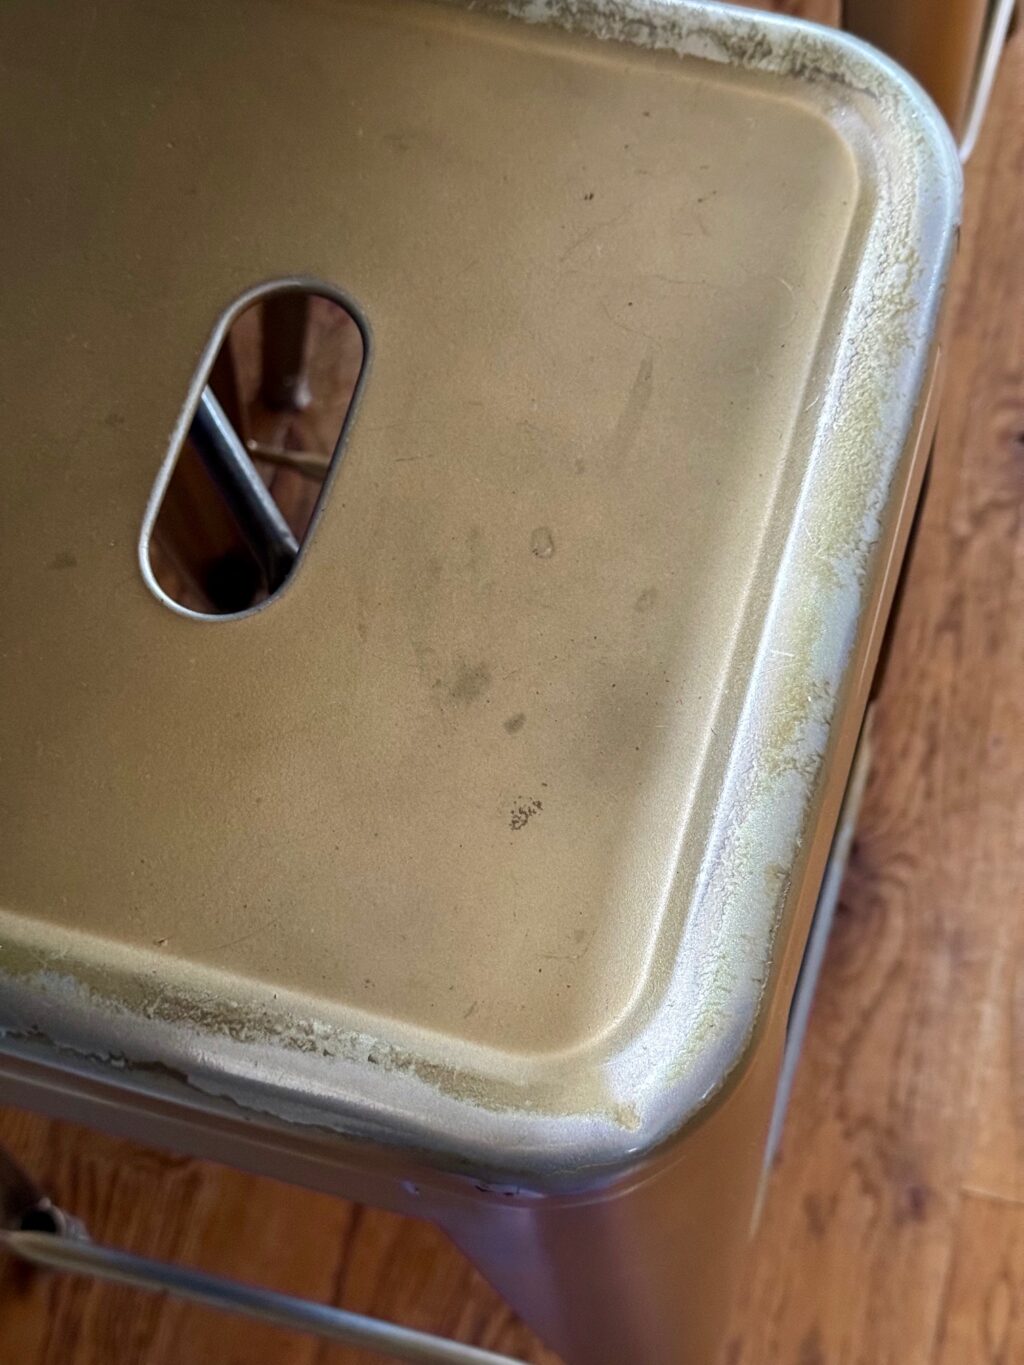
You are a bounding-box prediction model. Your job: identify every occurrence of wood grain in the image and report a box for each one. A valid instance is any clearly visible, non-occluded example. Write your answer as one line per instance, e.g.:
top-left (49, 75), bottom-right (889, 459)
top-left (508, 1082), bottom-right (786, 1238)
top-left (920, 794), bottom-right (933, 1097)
top-left (933, 1194), bottom-right (1024, 1365)
top-left (2, 10), bottom-right (1022, 1365)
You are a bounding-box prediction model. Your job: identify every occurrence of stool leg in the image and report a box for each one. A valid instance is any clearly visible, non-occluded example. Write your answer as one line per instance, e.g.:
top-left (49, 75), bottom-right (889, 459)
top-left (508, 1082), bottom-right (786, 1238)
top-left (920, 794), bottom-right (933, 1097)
top-left (0, 1144), bottom-right (84, 1239)
top-left (442, 1039), bottom-right (783, 1365)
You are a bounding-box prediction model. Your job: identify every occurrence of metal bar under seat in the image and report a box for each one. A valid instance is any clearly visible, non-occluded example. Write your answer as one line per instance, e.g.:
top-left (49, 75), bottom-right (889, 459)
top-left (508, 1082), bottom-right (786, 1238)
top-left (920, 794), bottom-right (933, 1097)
top-left (189, 386), bottom-right (300, 594)
top-left (0, 1228), bottom-right (523, 1365)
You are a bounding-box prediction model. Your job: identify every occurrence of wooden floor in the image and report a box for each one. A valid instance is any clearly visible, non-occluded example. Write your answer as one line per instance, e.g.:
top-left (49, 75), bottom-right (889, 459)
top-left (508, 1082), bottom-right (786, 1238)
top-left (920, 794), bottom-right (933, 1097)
top-left (2, 9), bottom-right (1022, 1364)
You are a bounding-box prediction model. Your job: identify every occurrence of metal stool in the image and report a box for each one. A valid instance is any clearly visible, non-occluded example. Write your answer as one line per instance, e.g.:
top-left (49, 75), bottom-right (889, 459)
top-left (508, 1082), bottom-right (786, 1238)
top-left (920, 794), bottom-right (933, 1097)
top-left (0, 3), bottom-right (960, 1360)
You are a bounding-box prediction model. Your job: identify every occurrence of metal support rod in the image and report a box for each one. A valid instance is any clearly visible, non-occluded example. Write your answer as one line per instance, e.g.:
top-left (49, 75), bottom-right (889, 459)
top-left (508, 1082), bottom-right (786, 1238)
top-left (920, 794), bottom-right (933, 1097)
top-left (959, 0), bottom-right (1018, 161)
top-left (1, 1229), bottom-right (522, 1365)
top-left (190, 386), bottom-right (299, 594)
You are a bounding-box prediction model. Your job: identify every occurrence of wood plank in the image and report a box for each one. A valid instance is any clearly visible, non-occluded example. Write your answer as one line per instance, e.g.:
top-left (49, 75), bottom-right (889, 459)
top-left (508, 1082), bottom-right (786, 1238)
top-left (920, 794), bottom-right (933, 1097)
top-left (960, 472), bottom-right (1024, 1203)
top-left (933, 1193), bottom-right (1024, 1365)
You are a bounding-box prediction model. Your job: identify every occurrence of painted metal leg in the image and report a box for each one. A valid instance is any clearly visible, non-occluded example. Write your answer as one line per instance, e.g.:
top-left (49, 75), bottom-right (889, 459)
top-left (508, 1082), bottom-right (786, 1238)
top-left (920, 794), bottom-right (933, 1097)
top-left (440, 1038), bottom-right (784, 1365)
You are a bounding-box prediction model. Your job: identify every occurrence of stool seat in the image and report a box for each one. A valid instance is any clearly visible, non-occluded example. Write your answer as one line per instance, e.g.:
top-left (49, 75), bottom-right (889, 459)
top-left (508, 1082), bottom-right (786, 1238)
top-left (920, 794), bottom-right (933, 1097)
top-left (0, 5), bottom-right (960, 1360)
